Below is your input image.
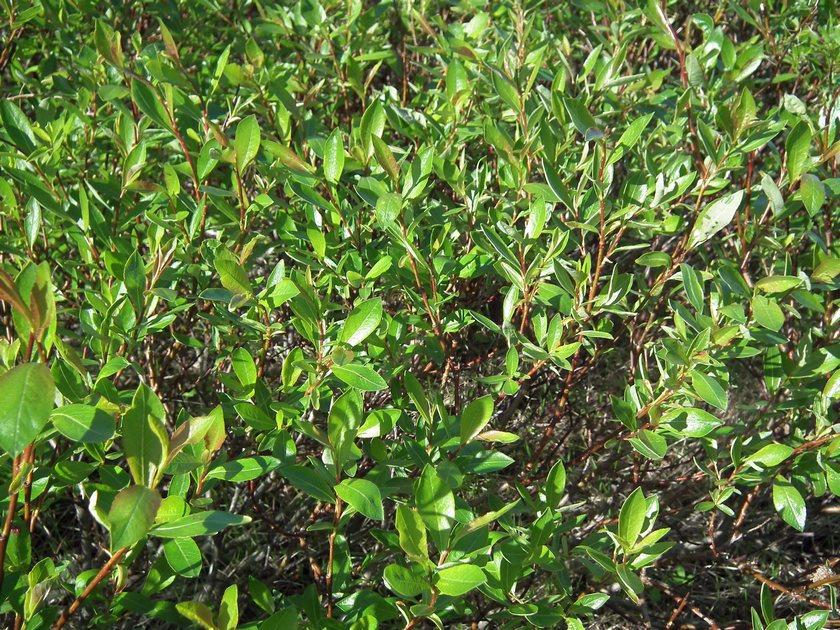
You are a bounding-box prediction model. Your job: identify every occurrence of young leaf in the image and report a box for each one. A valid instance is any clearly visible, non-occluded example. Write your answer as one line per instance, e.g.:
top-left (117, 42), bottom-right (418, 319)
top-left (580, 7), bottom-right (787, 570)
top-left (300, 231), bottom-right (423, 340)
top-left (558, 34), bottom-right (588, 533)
top-left (234, 115), bottom-right (261, 171)
top-left (371, 136), bottom-right (400, 184)
top-left (460, 395), bottom-right (493, 444)
top-left (324, 128), bottom-right (345, 184)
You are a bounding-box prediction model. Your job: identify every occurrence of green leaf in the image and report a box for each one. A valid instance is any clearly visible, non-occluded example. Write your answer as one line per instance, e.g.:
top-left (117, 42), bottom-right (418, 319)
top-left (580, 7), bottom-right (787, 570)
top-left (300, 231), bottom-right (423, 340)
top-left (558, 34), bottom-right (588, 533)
top-left (248, 576), bottom-right (274, 614)
top-left (0, 101), bottom-right (38, 154)
top-left (235, 115), bottom-right (261, 171)
top-left (744, 443), bottom-right (794, 468)
top-left (415, 465), bottom-right (455, 550)
top-left (384, 564), bottom-right (426, 598)
top-left (755, 276), bottom-right (802, 294)
top-left (360, 100), bottom-right (385, 157)
top-left (108, 485), bottom-right (161, 551)
top-left (214, 251), bottom-right (251, 296)
top-left (618, 487), bottom-right (646, 549)
top-left (545, 459), bottom-right (567, 508)
top-left (375, 192), bottom-right (402, 229)
top-left (328, 390), bottom-right (363, 471)
top-left (680, 264), bottom-right (705, 312)
top-left (799, 174), bottom-right (825, 215)
top-left (0, 363), bottom-right (55, 457)
top-left (93, 19), bottom-right (124, 67)
top-left (50, 404), bottom-right (115, 443)
top-left (396, 504), bottom-right (429, 562)
top-left (278, 464), bottom-right (335, 503)
top-left (324, 128), bottom-right (345, 184)
top-left (218, 584), bottom-right (238, 630)
top-left (812, 257), bottom-right (840, 283)
top-left (339, 298), bottom-right (383, 346)
top-left (824, 371), bottom-right (840, 400)
top-left (335, 478), bottom-right (383, 520)
top-left (760, 173), bottom-right (785, 216)
top-left (492, 71), bottom-right (520, 111)
top-left (163, 537), bottom-right (202, 577)
top-left (435, 564), bottom-right (486, 596)
top-left (206, 456), bottom-right (281, 482)
top-left (772, 476), bottom-right (806, 531)
top-left (151, 511), bottom-right (251, 538)
top-left (460, 395), bottom-right (493, 445)
top-left (751, 295), bottom-right (785, 332)
top-left (123, 250), bottom-right (146, 316)
top-left (446, 60), bottom-right (470, 107)
top-left (123, 384), bottom-right (168, 488)
top-left (563, 97), bottom-right (599, 136)
top-left (785, 121), bottom-right (811, 183)
top-left (661, 407), bottom-right (721, 437)
top-left (371, 136), bottom-right (400, 184)
top-left (690, 371), bottom-right (728, 411)
top-left (635, 252), bottom-right (671, 268)
top-left (330, 363), bottom-right (387, 391)
top-left (687, 190), bottom-right (744, 249)
top-left (617, 113), bottom-right (653, 151)
top-left (130, 80), bottom-right (171, 130)
top-left (176, 601), bottom-right (217, 630)
top-left (231, 347), bottom-right (257, 389)
top-left (628, 429), bottom-right (667, 461)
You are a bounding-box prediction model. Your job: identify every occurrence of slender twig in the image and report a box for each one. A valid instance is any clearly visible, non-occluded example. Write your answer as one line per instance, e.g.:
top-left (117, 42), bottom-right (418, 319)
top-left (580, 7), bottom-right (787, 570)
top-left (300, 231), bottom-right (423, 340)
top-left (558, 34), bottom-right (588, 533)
top-left (54, 547), bottom-right (129, 628)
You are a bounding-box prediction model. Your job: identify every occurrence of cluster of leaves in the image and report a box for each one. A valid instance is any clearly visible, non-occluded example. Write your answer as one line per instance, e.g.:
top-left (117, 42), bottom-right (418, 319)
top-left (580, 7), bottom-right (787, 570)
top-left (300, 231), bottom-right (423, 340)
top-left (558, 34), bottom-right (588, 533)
top-left (0, 0), bottom-right (838, 628)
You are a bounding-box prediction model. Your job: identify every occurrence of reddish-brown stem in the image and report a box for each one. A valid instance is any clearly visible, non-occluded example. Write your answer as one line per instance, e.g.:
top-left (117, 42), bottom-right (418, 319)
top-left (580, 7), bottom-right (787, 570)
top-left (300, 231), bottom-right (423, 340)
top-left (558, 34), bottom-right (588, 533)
top-left (54, 547), bottom-right (129, 628)
top-left (0, 454), bottom-right (21, 585)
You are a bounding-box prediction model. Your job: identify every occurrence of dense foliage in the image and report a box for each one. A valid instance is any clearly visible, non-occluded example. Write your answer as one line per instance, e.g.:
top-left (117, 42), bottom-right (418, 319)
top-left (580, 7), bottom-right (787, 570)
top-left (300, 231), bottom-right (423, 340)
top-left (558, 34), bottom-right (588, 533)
top-left (0, 0), bottom-right (839, 627)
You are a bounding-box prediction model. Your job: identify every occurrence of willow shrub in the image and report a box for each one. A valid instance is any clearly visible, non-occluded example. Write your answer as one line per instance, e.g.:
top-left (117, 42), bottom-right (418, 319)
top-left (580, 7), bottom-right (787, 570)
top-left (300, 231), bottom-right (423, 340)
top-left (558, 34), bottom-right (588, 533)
top-left (0, 0), bottom-right (838, 628)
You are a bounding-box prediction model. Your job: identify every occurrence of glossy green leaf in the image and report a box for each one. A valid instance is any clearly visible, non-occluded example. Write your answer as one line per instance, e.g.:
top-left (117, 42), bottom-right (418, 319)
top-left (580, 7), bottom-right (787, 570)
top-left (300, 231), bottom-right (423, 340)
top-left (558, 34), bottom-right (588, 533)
top-left (51, 404), bottom-right (115, 443)
top-left (435, 564), bottom-right (486, 596)
top-left (324, 128), bottom-right (345, 184)
top-left (163, 537), bottom-right (202, 577)
top-left (151, 511), bottom-right (251, 538)
top-left (335, 478), bottom-right (383, 520)
top-left (395, 504), bottom-right (429, 562)
top-left (618, 487), bottom-right (646, 549)
top-left (109, 485), bottom-right (161, 550)
top-left (330, 363), bottom-right (387, 391)
top-left (339, 298), bottom-right (383, 346)
top-left (772, 476), bottom-right (806, 531)
top-left (0, 363), bottom-right (55, 457)
top-left (687, 190), bottom-right (744, 249)
top-left (460, 395), bottom-right (493, 445)
top-left (235, 115), bottom-right (261, 171)
top-left (415, 465), bottom-right (455, 550)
